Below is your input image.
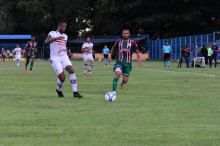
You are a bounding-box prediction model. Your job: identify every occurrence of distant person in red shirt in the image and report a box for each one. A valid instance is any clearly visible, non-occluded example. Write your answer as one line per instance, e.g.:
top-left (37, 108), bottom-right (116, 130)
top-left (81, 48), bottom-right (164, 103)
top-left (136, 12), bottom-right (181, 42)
top-left (1, 48), bottom-right (6, 61)
top-left (182, 45), bottom-right (190, 68)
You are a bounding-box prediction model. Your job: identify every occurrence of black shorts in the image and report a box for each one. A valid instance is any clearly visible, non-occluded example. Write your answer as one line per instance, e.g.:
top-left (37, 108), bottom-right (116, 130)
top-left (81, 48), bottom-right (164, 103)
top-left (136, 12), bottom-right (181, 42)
top-left (104, 54), bottom-right (108, 59)
top-left (164, 53), bottom-right (170, 61)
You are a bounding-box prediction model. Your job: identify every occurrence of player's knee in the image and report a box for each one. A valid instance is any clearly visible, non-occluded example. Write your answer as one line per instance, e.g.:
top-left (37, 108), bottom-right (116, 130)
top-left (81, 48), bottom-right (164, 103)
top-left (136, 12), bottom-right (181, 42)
top-left (123, 79), bottom-right (128, 83)
top-left (60, 77), bottom-right (65, 82)
top-left (115, 72), bottom-right (121, 79)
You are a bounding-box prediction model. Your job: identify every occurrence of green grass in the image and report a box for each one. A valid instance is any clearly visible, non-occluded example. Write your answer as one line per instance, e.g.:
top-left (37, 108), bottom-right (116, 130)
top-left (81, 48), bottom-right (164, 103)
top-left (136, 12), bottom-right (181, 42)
top-left (0, 60), bottom-right (219, 146)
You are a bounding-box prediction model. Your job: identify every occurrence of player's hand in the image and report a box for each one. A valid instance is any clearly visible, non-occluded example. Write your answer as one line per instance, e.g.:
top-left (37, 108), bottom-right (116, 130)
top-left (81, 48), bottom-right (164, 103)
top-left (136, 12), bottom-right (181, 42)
top-left (88, 48), bottom-right (92, 51)
top-left (56, 36), bottom-right (65, 40)
top-left (70, 54), bottom-right (74, 60)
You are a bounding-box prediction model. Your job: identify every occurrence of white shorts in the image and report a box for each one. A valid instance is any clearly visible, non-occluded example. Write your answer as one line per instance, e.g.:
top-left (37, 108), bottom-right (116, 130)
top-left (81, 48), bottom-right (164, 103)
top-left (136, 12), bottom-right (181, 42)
top-left (16, 55), bottom-right (21, 60)
top-left (83, 54), bottom-right (94, 64)
top-left (50, 56), bottom-right (72, 76)
top-left (115, 67), bottom-right (122, 73)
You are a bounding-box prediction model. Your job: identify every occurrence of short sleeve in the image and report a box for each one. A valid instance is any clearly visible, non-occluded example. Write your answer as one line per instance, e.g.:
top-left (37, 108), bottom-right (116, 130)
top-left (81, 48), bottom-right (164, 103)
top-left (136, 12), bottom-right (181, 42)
top-left (48, 31), bottom-right (55, 38)
top-left (82, 43), bottom-right (86, 48)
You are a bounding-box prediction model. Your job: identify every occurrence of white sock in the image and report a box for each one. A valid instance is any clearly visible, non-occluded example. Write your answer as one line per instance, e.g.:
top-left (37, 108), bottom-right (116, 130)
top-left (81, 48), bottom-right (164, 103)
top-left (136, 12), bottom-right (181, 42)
top-left (89, 63), bottom-right (94, 71)
top-left (83, 64), bottom-right (87, 74)
top-left (17, 60), bottom-right (20, 67)
top-left (56, 79), bottom-right (63, 91)
top-left (70, 73), bottom-right (77, 92)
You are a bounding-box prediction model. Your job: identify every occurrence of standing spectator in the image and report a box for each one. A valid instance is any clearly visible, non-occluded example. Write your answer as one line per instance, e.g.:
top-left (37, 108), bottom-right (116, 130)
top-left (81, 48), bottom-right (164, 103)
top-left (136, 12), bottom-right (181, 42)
top-left (209, 41), bottom-right (219, 68)
top-left (201, 44), bottom-right (208, 64)
top-left (1, 48), bottom-right (6, 61)
top-left (162, 41), bottom-right (172, 67)
top-left (182, 45), bottom-right (190, 68)
top-left (207, 45), bottom-right (212, 63)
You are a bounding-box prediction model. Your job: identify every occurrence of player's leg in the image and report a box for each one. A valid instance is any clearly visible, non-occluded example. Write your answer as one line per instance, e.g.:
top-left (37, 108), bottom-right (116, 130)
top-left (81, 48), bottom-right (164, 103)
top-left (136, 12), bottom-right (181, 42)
top-left (209, 57), bottom-right (212, 68)
top-left (63, 58), bottom-right (83, 98)
top-left (88, 59), bottom-right (94, 75)
top-left (51, 60), bottom-right (65, 97)
top-left (120, 64), bottom-right (131, 89)
top-left (16, 55), bottom-right (20, 67)
top-left (25, 56), bottom-right (30, 72)
top-left (83, 56), bottom-right (88, 77)
top-left (104, 55), bottom-right (108, 65)
top-left (56, 72), bottom-right (65, 97)
top-left (214, 57), bottom-right (217, 68)
top-left (113, 64), bottom-right (122, 92)
top-left (29, 58), bottom-right (35, 74)
top-left (167, 54), bottom-right (171, 67)
top-left (164, 54), bottom-right (167, 67)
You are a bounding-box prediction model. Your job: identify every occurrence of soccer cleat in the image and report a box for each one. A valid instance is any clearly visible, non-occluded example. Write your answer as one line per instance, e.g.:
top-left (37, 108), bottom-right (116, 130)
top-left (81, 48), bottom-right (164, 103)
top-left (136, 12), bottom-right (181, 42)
top-left (74, 92), bottom-right (83, 98)
top-left (83, 74), bottom-right (87, 77)
top-left (88, 70), bottom-right (92, 75)
top-left (29, 71), bottom-right (32, 75)
top-left (56, 89), bottom-right (64, 97)
top-left (24, 67), bottom-right (27, 72)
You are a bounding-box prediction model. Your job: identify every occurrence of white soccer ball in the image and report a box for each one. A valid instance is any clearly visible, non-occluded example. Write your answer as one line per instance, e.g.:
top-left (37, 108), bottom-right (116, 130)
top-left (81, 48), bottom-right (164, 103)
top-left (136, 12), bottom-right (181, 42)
top-left (105, 92), bottom-right (116, 102)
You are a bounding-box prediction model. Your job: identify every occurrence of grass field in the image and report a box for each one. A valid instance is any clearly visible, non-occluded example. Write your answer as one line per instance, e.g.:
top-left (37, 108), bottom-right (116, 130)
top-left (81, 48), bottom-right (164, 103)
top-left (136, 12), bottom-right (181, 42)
top-left (0, 60), bottom-right (219, 146)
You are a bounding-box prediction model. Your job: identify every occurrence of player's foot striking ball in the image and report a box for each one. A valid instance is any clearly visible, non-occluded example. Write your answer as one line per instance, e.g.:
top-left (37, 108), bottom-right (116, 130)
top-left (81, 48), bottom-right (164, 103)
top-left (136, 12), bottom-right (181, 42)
top-left (81, 36), bottom-right (94, 77)
top-left (108, 29), bottom-right (142, 95)
top-left (24, 36), bottom-right (38, 73)
top-left (45, 21), bottom-right (83, 98)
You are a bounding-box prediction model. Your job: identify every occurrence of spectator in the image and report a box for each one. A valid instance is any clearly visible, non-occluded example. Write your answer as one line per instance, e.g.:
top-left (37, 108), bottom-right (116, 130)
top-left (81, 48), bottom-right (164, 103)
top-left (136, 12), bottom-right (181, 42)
top-left (209, 41), bottom-right (219, 68)
top-left (207, 45), bottom-right (212, 63)
top-left (201, 44), bottom-right (208, 64)
top-left (1, 48), bottom-right (6, 61)
top-left (182, 44), bottom-right (190, 68)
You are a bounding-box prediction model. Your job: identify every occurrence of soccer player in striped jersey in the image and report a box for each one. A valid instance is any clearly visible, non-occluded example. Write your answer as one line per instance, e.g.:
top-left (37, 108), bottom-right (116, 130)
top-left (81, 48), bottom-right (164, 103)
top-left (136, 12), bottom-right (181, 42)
top-left (81, 36), bottom-right (94, 77)
top-left (45, 21), bottom-right (83, 98)
top-left (108, 29), bottom-right (142, 93)
top-left (14, 44), bottom-right (22, 67)
top-left (24, 36), bottom-right (38, 74)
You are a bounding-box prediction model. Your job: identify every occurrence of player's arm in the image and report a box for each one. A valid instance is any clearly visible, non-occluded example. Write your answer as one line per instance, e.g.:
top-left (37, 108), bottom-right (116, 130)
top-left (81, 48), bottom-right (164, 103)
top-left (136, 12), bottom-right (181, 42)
top-left (133, 41), bottom-right (142, 67)
top-left (45, 34), bottom-right (64, 45)
top-left (81, 46), bottom-right (92, 52)
top-left (108, 41), bottom-right (118, 63)
top-left (35, 43), bottom-right (38, 53)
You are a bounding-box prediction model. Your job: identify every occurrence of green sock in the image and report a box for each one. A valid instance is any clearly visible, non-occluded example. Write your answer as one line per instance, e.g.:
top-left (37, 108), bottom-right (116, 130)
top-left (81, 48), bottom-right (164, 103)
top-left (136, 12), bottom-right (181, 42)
top-left (30, 61), bottom-right (34, 71)
top-left (112, 78), bottom-right (119, 92)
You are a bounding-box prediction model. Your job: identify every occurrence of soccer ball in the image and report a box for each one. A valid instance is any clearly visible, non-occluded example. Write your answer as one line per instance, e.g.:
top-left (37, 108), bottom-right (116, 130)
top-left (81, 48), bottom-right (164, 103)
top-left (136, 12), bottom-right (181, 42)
top-left (105, 92), bottom-right (116, 102)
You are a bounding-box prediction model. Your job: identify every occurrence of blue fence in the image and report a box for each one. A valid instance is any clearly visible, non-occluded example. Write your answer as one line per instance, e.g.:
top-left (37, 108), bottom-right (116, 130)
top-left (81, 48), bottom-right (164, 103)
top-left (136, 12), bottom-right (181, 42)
top-left (148, 32), bottom-right (220, 60)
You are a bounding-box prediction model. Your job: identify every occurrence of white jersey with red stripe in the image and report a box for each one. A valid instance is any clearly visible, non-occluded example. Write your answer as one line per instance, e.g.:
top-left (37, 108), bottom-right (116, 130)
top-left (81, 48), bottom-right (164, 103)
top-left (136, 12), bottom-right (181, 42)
top-left (82, 42), bottom-right (93, 55)
top-left (48, 31), bottom-right (68, 60)
top-left (14, 47), bottom-right (22, 56)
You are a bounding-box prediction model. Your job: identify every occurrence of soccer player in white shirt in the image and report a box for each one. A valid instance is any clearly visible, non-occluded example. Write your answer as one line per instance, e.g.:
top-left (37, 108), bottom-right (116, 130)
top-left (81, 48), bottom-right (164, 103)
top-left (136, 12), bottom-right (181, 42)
top-left (45, 21), bottom-right (83, 98)
top-left (81, 36), bottom-right (94, 77)
top-left (14, 44), bottom-right (22, 67)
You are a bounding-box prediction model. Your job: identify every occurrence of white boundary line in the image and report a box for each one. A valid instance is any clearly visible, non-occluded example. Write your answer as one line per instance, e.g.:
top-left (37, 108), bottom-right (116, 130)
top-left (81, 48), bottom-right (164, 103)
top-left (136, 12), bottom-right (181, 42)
top-left (138, 68), bottom-right (217, 78)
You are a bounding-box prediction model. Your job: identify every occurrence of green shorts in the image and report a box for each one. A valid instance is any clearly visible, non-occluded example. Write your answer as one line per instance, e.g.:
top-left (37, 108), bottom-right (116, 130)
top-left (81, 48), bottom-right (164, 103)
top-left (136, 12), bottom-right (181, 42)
top-left (113, 61), bottom-right (132, 77)
top-left (27, 55), bottom-right (35, 60)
